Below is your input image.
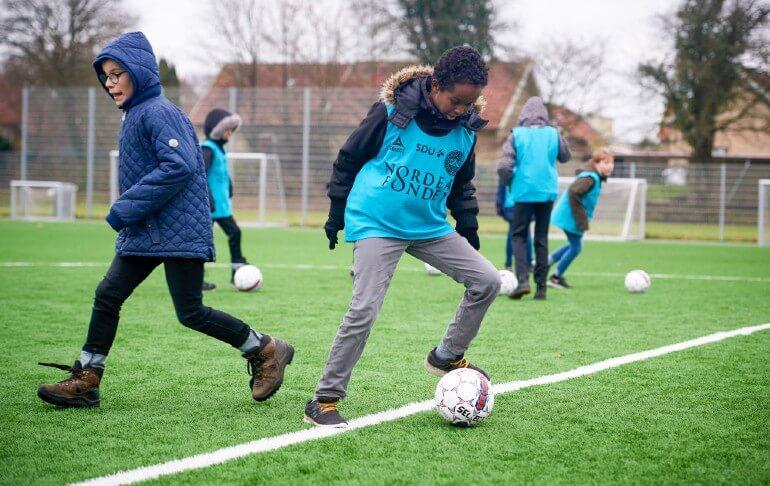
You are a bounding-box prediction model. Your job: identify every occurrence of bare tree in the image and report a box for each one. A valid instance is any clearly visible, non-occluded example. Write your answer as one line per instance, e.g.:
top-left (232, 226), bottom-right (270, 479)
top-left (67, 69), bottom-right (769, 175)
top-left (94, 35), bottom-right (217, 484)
top-left (532, 37), bottom-right (607, 116)
top-left (208, 0), bottom-right (268, 87)
top-left (0, 0), bottom-right (137, 86)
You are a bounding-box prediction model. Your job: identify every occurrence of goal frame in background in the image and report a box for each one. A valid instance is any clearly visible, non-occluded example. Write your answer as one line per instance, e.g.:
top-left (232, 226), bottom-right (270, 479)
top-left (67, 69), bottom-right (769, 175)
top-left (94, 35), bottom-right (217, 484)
top-left (551, 176), bottom-right (647, 241)
top-left (759, 179), bottom-right (769, 246)
top-left (10, 180), bottom-right (78, 221)
top-left (110, 150), bottom-right (288, 227)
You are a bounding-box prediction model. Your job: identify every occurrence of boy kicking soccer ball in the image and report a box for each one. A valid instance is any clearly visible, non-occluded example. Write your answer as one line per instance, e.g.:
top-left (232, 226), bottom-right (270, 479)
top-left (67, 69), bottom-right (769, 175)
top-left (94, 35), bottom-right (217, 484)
top-left (36, 32), bottom-right (293, 408)
top-left (305, 46), bottom-right (500, 428)
top-left (548, 148), bottom-right (614, 288)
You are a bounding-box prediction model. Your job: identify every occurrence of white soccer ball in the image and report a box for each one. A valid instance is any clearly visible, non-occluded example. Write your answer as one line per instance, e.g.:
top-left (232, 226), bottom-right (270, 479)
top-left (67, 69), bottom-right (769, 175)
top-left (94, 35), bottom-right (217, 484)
top-left (625, 269), bottom-right (650, 293)
top-left (233, 265), bottom-right (263, 292)
top-left (434, 368), bottom-right (494, 427)
top-left (424, 262), bottom-right (442, 276)
top-left (498, 270), bottom-right (518, 296)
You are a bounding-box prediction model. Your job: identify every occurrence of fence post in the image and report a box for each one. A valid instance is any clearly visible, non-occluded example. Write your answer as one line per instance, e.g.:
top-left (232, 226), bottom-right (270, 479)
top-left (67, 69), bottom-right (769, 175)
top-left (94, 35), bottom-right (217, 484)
top-left (86, 87), bottom-right (95, 218)
top-left (301, 87), bottom-right (311, 226)
top-left (20, 87), bottom-right (28, 180)
top-left (718, 162), bottom-right (726, 240)
top-left (228, 87), bottom-right (237, 147)
top-left (629, 161), bottom-right (636, 179)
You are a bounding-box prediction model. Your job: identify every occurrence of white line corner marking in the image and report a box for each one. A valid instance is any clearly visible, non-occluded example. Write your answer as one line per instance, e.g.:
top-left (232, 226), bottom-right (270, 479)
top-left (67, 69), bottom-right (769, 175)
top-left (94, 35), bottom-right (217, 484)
top-left (72, 322), bottom-right (770, 486)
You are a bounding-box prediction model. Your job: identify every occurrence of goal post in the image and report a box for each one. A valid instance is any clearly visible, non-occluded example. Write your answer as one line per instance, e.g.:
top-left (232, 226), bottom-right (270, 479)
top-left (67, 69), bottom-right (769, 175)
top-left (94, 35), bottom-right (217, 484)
top-left (759, 179), bottom-right (770, 246)
top-left (550, 177), bottom-right (647, 241)
top-left (10, 180), bottom-right (78, 221)
top-left (109, 150), bottom-right (288, 227)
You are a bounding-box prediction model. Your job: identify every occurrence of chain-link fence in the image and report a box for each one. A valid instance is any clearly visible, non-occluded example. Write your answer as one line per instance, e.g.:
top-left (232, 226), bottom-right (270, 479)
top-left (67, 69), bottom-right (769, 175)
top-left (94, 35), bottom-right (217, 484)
top-left (1, 86), bottom-right (769, 241)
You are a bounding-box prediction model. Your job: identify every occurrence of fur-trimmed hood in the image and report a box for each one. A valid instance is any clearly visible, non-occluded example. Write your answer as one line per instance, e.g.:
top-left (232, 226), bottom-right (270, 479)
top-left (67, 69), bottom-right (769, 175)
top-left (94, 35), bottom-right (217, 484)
top-left (378, 65), bottom-right (487, 131)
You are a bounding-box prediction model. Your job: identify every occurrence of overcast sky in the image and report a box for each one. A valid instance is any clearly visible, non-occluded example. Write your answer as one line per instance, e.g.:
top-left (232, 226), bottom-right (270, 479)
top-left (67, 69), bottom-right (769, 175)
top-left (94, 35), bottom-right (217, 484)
top-left (127, 0), bottom-right (680, 143)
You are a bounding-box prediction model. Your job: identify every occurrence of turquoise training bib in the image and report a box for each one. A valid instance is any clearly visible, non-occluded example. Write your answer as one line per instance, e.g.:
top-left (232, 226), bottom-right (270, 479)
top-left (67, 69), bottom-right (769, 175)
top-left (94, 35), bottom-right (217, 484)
top-left (202, 139), bottom-right (232, 219)
top-left (507, 125), bottom-right (560, 204)
top-left (551, 171), bottom-right (602, 235)
top-left (344, 104), bottom-right (475, 242)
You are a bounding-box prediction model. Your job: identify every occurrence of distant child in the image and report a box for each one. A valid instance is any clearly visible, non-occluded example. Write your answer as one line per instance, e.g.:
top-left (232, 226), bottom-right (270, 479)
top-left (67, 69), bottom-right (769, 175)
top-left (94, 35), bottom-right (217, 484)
top-left (548, 148), bottom-right (615, 288)
top-left (497, 97), bottom-right (570, 300)
top-left (36, 32), bottom-right (293, 408)
top-left (201, 108), bottom-right (249, 291)
top-left (495, 181), bottom-right (532, 272)
top-left (305, 46), bottom-right (499, 428)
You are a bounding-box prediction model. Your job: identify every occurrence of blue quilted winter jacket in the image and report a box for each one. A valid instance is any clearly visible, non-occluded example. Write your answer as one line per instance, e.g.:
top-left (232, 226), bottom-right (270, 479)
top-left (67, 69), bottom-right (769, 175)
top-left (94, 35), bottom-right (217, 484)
top-left (94, 32), bottom-right (214, 261)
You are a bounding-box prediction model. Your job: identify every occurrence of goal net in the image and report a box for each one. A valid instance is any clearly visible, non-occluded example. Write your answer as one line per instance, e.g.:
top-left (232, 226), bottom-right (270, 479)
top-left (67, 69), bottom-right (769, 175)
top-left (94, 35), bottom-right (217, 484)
top-left (110, 151), bottom-right (288, 227)
top-left (10, 180), bottom-right (77, 221)
top-left (759, 179), bottom-right (770, 246)
top-left (550, 177), bottom-right (647, 241)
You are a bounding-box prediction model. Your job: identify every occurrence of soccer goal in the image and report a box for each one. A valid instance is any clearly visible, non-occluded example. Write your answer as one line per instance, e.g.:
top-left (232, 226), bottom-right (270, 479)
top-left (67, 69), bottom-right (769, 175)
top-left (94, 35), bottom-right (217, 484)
top-left (10, 180), bottom-right (77, 221)
top-left (550, 177), bottom-right (647, 241)
top-left (110, 150), bottom-right (288, 227)
top-left (759, 179), bottom-right (770, 246)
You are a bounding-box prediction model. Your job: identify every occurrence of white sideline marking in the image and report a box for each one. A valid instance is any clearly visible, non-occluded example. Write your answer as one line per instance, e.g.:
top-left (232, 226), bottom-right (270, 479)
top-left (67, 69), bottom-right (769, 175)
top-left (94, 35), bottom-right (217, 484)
top-left (2, 261), bottom-right (769, 283)
top-left (72, 322), bottom-right (770, 486)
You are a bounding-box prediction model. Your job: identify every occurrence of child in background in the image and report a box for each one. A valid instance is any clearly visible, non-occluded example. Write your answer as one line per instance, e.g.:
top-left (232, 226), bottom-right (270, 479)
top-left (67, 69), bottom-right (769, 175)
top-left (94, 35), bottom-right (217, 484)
top-left (201, 108), bottom-right (249, 291)
top-left (36, 32), bottom-right (293, 408)
top-left (497, 97), bottom-right (571, 300)
top-left (306, 46), bottom-right (499, 428)
top-left (496, 181), bottom-right (533, 272)
top-left (548, 148), bottom-right (615, 288)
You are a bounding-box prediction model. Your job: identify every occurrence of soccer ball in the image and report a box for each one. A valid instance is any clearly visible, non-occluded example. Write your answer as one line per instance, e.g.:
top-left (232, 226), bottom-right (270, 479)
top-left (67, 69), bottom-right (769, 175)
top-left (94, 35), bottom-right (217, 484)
top-left (625, 269), bottom-right (650, 293)
top-left (233, 265), bottom-right (263, 292)
top-left (498, 269), bottom-right (518, 296)
top-left (424, 262), bottom-right (442, 276)
top-left (434, 368), bottom-right (494, 427)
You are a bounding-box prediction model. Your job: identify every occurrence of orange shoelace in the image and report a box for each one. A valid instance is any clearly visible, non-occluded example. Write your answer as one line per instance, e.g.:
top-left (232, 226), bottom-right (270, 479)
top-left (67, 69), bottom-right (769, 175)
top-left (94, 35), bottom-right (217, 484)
top-left (319, 401), bottom-right (339, 413)
top-left (450, 357), bottom-right (470, 368)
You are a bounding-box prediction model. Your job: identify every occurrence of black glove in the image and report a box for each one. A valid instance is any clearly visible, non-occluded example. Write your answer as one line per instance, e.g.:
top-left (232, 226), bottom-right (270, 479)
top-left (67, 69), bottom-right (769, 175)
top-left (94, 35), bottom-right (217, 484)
top-left (324, 215), bottom-right (344, 250)
top-left (457, 227), bottom-right (480, 250)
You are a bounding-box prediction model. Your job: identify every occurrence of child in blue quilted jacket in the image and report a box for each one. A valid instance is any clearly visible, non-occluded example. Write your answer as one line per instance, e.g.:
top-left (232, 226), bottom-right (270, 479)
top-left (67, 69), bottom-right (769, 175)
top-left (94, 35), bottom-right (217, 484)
top-left (36, 32), bottom-right (293, 409)
top-left (547, 148), bottom-right (614, 289)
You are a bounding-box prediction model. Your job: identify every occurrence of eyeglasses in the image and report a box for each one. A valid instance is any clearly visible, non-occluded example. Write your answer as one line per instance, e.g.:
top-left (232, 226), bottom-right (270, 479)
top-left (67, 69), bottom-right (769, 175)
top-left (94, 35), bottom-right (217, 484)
top-left (99, 71), bottom-right (127, 86)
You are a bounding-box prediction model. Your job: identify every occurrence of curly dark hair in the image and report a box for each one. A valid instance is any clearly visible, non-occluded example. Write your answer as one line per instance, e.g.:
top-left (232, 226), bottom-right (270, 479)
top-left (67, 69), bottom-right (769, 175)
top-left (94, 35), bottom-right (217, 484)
top-left (433, 45), bottom-right (489, 91)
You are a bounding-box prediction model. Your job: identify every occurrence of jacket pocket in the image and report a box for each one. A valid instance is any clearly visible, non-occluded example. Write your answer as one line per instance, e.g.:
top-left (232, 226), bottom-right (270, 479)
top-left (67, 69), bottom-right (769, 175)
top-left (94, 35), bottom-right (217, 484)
top-left (146, 216), bottom-right (161, 245)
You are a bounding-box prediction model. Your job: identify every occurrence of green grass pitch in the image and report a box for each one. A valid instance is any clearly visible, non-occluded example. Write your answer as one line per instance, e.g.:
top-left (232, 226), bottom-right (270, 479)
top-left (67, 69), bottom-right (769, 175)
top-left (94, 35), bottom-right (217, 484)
top-left (1, 220), bottom-right (768, 485)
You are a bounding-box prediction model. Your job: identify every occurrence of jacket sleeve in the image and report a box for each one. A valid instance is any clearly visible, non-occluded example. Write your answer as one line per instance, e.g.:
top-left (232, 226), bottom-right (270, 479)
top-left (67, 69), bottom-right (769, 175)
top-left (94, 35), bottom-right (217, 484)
top-left (568, 176), bottom-right (595, 231)
top-left (106, 107), bottom-right (195, 231)
top-left (201, 146), bottom-right (215, 212)
top-left (496, 131), bottom-right (516, 184)
top-left (495, 182), bottom-right (506, 215)
top-left (557, 132), bottom-right (571, 163)
top-left (327, 102), bottom-right (388, 221)
top-left (447, 138), bottom-right (479, 231)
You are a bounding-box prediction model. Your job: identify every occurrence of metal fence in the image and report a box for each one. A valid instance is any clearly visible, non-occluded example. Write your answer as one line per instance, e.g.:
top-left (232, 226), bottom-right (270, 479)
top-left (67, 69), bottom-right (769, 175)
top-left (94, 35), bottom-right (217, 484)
top-left (1, 86), bottom-right (769, 241)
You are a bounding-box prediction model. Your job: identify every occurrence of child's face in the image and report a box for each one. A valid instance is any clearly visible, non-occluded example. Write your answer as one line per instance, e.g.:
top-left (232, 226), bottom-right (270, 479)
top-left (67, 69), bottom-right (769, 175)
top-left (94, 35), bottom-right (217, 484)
top-left (223, 128), bottom-right (234, 141)
top-left (596, 158), bottom-right (614, 177)
top-left (430, 80), bottom-right (483, 120)
top-left (100, 59), bottom-right (133, 108)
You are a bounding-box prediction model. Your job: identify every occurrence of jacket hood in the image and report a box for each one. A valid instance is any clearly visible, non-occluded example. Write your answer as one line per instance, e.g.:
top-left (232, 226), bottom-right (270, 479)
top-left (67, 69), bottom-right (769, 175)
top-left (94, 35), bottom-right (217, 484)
top-left (518, 96), bottom-right (549, 126)
top-left (93, 32), bottom-right (162, 110)
top-left (379, 65), bottom-right (487, 131)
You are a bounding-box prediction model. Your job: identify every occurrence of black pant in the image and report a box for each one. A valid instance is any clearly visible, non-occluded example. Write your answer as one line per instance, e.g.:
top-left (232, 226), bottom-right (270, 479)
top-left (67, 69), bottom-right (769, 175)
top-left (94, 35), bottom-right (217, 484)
top-left (83, 256), bottom-right (251, 355)
top-left (511, 201), bottom-right (554, 287)
top-left (214, 216), bottom-right (244, 263)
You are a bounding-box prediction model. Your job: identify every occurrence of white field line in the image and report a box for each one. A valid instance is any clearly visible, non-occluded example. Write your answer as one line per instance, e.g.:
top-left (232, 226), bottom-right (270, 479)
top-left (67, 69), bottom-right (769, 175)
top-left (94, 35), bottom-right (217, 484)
top-left (72, 322), bottom-right (770, 486)
top-left (2, 261), bottom-right (769, 283)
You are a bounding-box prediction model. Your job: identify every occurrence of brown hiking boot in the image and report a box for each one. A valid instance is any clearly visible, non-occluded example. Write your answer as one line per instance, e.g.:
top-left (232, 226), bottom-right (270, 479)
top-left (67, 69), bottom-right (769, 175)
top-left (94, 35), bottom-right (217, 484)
top-left (37, 361), bottom-right (102, 408)
top-left (243, 335), bottom-right (294, 402)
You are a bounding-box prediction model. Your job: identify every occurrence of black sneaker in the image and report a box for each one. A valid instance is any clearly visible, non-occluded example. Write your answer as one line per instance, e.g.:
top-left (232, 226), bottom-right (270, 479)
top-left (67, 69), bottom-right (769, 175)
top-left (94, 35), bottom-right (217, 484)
top-left (202, 281), bottom-right (216, 292)
top-left (509, 281), bottom-right (531, 300)
top-left (534, 286), bottom-right (547, 300)
top-left (424, 348), bottom-right (489, 379)
top-left (304, 399), bottom-right (348, 428)
top-left (547, 275), bottom-right (570, 289)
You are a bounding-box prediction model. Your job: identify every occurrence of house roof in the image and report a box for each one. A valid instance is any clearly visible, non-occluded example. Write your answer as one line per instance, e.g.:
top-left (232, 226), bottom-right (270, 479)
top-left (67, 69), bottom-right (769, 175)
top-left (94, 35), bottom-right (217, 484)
top-left (0, 74), bottom-right (21, 126)
top-left (190, 60), bottom-right (531, 130)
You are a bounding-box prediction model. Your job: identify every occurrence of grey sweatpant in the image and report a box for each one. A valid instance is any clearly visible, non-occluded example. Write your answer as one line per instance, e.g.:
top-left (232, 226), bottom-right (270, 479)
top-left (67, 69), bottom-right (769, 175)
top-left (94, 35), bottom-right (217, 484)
top-left (315, 232), bottom-right (500, 400)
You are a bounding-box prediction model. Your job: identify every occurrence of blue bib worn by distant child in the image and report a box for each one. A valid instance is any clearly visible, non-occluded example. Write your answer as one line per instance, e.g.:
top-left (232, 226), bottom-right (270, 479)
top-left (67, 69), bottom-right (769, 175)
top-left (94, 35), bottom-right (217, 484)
top-left (551, 171), bottom-right (602, 235)
top-left (344, 104), bottom-right (476, 242)
top-left (202, 139), bottom-right (232, 219)
top-left (507, 125), bottom-right (560, 204)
